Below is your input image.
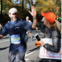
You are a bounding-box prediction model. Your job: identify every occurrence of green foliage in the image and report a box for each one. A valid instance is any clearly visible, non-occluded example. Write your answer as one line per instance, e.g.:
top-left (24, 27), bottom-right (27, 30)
top-left (35, 0), bottom-right (61, 18)
top-left (0, 4), bottom-right (1, 11)
top-left (34, 0), bottom-right (61, 21)
top-left (1, 0), bottom-right (61, 24)
top-left (56, 0), bottom-right (61, 7)
top-left (55, 0), bottom-right (61, 17)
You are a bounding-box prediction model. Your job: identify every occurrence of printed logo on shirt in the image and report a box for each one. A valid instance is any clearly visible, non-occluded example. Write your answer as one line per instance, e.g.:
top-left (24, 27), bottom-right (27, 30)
top-left (15, 27), bottom-right (19, 29)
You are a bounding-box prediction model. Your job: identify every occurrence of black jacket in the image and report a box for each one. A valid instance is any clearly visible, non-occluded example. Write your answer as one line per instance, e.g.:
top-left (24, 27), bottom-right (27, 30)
top-left (43, 27), bottom-right (61, 53)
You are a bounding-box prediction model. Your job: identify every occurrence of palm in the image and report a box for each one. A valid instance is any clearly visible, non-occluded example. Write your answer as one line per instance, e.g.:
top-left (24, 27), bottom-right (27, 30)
top-left (29, 6), bottom-right (37, 17)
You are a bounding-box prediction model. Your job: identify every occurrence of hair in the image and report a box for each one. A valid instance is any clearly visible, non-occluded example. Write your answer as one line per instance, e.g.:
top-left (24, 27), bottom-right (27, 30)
top-left (53, 20), bottom-right (61, 32)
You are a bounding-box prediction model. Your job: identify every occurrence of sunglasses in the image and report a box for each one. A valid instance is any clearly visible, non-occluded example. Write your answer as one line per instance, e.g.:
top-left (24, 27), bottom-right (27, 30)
top-left (12, 13), bottom-right (18, 15)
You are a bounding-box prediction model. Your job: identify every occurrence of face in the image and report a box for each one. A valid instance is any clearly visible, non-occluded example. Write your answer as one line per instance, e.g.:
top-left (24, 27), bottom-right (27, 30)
top-left (26, 16), bottom-right (29, 21)
top-left (42, 17), bottom-right (52, 28)
top-left (9, 13), bottom-right (18, 21)
top-left (0, 26), bottom-right (1, 28)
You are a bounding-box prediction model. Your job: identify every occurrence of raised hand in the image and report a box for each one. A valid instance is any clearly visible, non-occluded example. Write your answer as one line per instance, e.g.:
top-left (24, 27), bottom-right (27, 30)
top-left (29, 6), bottom-right (37, 18)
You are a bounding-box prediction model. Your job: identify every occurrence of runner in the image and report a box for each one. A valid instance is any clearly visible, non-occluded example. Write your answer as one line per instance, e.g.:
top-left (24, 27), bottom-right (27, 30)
top-left (26, 16), bottom-right (33, 41)
top-left (0, 7), bottom-right (37, 62)
top-left (0, 24), bottom-right (2, 33)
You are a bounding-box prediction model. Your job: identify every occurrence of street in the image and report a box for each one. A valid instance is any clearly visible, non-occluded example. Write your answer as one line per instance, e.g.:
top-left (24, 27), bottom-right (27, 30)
top-left (0, 30), bottom-right (45, 62)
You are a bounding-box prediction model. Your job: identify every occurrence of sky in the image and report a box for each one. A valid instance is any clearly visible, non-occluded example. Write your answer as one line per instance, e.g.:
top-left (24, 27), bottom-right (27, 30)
top-left (33, 0), bottom-right (36, 4)
top-left (13, 0), bottom-right (20, 4)
top-left (13, 0), bottom-right (36, 8)
top-left (13, 0), bottom-right (36, 4)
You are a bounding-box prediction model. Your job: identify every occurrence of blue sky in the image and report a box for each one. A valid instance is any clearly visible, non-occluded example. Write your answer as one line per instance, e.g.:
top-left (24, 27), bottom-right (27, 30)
top-left (13, 0), bottom-right (36, 4)
top-left (13, 0), bottom-right (36, 8)
top-left (13, 0), bottom-right (20, 4)
top-left (33, 0), bottom-right (36, 4)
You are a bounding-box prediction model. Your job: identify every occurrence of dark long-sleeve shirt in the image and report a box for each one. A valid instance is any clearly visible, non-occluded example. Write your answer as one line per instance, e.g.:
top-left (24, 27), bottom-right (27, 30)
top-left (43, 27), bottom-right (61, 53)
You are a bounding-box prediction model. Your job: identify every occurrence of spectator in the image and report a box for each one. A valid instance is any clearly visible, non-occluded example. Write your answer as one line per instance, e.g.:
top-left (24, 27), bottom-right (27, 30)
top-left (29, 6), bottom-right (61, 62)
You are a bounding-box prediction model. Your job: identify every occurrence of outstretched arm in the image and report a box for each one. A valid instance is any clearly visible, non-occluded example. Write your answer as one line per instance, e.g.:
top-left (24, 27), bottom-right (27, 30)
top-left (29, 6), bottom-right (37, 28)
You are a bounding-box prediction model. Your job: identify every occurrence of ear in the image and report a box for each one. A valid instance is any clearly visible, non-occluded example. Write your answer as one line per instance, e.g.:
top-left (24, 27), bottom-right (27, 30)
top-left (8, 13), bottom-right (11, 17)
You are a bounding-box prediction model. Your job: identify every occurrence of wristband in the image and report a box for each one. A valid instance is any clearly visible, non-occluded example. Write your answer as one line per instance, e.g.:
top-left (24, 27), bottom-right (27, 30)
top-left (33, 17), bottom-right (36, 19)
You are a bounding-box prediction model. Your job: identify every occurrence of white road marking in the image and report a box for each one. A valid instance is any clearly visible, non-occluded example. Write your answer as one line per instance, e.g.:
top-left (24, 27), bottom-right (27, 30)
top-left (25, 59), bottom-right (29, 61)
top-left (25, 51), bottom-right (36, 57)
top-left (23, 51), bottom-right (36, 62)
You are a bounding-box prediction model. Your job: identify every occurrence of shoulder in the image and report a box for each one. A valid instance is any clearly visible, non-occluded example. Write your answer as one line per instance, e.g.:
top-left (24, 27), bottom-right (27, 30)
top-left (52, 29), bottom-right (60, 37)
top-left (20, 20), bottom-right (30, 23)
top-left (19, 20), bottom-right (29, 25)
top-left (19, 19), bottom-right (26, 23)
top-left (4, 22), bottom-right (10, 28)
top-left (29, 20), bottom-right (32, 22)
top-left (19, 20), bottom-right (32, 25)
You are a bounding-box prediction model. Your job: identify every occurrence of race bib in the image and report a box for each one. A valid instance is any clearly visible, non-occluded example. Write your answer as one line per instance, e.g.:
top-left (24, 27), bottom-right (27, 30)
top-left (10, 34), bottom-right (21, 44)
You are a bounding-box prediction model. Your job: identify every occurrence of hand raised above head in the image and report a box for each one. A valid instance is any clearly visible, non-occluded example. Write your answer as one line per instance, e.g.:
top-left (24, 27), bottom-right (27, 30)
top-left (29, 6), bottom-right (37, 18)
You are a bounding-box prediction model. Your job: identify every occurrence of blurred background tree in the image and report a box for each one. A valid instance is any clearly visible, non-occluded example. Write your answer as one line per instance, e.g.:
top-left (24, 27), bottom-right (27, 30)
top-left (55, 0), bottom-right (61, 20)
top-left (1, 0), bottom-right (61, 24)
top-left (35, 0), bottom-right (55, 12)
top-left (0, 0), bottom-right (1, 14)
top-left (35, 0), bottom-right (61, 19)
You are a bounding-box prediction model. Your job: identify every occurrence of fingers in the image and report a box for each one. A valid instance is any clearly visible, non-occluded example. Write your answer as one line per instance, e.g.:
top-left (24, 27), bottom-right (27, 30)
top-left (35, 41), bottom-right (40, 47)
top-left (29, 11), bottom-right (33, 16)
top-left (28, 6), bottom-right (37, 17)
top-left (31, 6), bottom-right (36, 9)
top-left (39, 40), bottom-right (44, 46)
top-left (29, 11), bottom-right (31, 14)
top-left (31, 6), bottom-right (36, 12)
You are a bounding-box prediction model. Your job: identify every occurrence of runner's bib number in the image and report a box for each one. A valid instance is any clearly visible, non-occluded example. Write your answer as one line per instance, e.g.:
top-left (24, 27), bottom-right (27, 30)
top-left (10, 34), bottom-right (21, 44)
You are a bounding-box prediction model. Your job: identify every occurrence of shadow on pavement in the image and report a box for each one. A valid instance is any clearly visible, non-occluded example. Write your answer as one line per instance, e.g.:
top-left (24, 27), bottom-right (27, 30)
top-left (27, 47), bottom-right (40, 54)
top-left (0, 46), bottom-right (9, 50)
top-left (2, 37), bottom-right (10, 39)
top-left (28, 57), bottom-right (41, 62)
